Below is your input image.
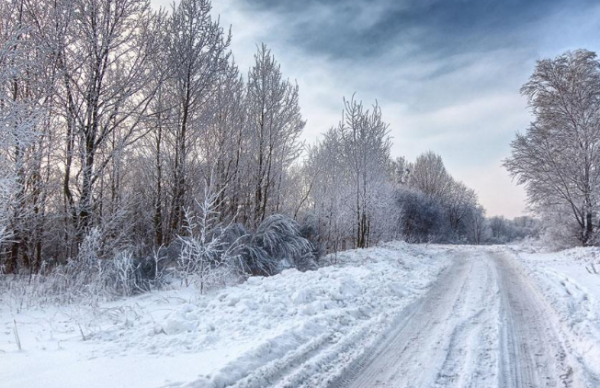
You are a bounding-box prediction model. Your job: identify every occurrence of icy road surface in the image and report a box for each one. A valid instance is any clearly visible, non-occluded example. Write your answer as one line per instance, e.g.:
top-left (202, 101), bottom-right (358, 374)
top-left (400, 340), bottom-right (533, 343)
top-left (331, 249), bottom-right (600, 388)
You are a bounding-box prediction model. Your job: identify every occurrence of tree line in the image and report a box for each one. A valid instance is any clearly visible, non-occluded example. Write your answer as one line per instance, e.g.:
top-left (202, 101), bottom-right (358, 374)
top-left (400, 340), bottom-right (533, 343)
top-left (0, 0), bottom-right (534, 284)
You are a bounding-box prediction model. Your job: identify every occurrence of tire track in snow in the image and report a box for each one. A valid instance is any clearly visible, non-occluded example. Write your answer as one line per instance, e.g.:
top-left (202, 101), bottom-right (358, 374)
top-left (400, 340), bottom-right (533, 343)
top-left (496, 251), bottom-right (573, 387)
top-left (332, 248), bottom-right (597, 388)
top-left (495, 251), bottom-right (600, 388)
top-left (328, 253), bottom-right (488, 388)
top-left (434, 257), bottom-right (500, 388)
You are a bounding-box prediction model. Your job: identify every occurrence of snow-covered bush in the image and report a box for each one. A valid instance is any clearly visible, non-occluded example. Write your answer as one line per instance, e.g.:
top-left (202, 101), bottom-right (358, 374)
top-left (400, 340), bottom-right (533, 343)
top-left (218, 215), bottom-right (319, 277)
top-left (176, 187), bottom-right (239, 292)
top-left (299, 214), bottom-right (323, 264)
top-left (253, 215), bottom-right (314, 270)
top-left (229, 240), bottom-right (274, 276)
top-left (41, 228), bottom-right (164, 302)
top-left (104, 252), bottom-right (142, 297)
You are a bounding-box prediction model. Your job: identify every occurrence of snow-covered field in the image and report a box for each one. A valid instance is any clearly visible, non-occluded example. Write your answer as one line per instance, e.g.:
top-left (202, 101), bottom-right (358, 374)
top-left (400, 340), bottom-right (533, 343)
top-left (1, 242), bottom-right (452, 388)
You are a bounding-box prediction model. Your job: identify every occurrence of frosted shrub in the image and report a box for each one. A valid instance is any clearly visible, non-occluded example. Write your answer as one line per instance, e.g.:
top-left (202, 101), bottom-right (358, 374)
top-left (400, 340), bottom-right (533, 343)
top-left (106, 252), bottom-right (139, 297)
top-left (61, 227), bottom-right (104, 298)
top-left (45, 228), bottom-right (161, 302)
top-left (178, 230), bottom-right (224, 292)
top-left (232, 215), bottom-right (318, 276)
top-left (176, 188), bottom-right (237, 292)
top-left (229, 240), bottom-right (274, 276)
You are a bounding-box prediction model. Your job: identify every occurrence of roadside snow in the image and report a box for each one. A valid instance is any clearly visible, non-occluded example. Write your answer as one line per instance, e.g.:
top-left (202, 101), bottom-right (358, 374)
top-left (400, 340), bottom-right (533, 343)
top-left (515, 246), bottom-right (600, 378)
top-left (1, 241), bottom-right (451, 388)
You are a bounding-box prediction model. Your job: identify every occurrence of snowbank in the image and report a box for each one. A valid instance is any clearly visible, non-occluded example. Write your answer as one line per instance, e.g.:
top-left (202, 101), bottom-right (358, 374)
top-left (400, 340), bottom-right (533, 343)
top-left (1, 242), bottom-right (451, 388)
top-left (515, 247), bottom-right (600, 378)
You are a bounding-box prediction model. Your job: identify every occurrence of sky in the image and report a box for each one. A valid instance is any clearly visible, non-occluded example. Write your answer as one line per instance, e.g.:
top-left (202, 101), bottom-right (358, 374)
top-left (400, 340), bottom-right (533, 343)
top-left (152, 0), bottom-right (600, 218)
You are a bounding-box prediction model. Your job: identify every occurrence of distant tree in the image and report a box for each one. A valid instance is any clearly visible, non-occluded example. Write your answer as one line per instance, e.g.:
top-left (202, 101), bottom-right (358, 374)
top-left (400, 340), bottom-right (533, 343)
top-left (505, 50), bottom-right (600, 246)
top-left (444, 181), bottom-right (478, 240)
top-left (488, 215), bottom-right (541, 244)
top-left (408, 151), bottom-right (452, 200)
top-left (467, 205), bottom-right (490, 245)
top-left (403, 151), bottom-right (481, 243)
top-left (393, 156), bottom-right (410, 185)
top-left (396, 188), bottom-right (447, 243)
top-left (489, 216), bottom-right (511, 242)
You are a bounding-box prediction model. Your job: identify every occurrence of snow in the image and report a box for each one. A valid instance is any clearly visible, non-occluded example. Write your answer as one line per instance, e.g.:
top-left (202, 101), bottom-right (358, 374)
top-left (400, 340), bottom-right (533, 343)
top-left (328, 245), bottom-right (600, 387)
top-left (0, 241), bottom-right (451, 388)
top-left (515, 246), bottom-right (600, 378)
top-left (7, 242), bottom-right (600, 388)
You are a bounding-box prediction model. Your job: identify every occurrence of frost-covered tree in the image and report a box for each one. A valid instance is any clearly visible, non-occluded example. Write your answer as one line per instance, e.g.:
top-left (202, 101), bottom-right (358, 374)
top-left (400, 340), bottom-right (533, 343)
top-left (408, 151), bottom-right (452, 200)
top-left (163, 0), bottom-right (231, 239)
top-left (505, 50), bottom-right (600, 246)
top-left (488, 215), bottom-right (541, 243)
top-left (51, 0), bottom-right (160, 253)
top-left (303, 96), bottom-right (395, 250)
top-left (302, 131), bottom-right (353, 252)
top-left (246, 44), bottom-right (305, 227)
top-left (339, 96), bottom-right (393, 248)
top-left (199, 60), bottom-right (247, 222)
top-left (0, 1), bottom-right (46, 273)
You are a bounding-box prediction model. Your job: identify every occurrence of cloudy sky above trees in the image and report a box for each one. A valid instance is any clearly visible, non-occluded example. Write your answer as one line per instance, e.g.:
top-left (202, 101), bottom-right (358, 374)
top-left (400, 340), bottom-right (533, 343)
top-left (153, 0), bottom-right (600, 217)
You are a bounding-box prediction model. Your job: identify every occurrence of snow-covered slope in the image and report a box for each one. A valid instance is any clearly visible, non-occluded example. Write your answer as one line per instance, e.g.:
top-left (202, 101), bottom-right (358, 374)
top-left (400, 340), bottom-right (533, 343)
top-left (1, 242), bottom-right (451, 388)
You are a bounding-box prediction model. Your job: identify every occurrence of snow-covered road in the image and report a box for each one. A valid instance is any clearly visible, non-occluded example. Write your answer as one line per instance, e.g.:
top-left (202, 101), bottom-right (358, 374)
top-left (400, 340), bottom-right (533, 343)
top-left (333, 249), bottom-right (600, 388)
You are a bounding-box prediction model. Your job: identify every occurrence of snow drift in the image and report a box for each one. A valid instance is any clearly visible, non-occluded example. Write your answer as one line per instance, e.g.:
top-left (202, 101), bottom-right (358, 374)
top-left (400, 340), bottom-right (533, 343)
top-left (1, 242), bottom-right (451, 388)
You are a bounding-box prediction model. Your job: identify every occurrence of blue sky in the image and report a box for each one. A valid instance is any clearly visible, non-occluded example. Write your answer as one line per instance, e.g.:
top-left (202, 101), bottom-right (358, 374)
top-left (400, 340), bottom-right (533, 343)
top-left (152, 0), bottom-right (600, 217)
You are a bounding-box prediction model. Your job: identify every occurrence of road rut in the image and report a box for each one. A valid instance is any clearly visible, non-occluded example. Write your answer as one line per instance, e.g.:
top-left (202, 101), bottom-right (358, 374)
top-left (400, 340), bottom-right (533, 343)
top-left (332, 249), bottom-right (594, 388)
